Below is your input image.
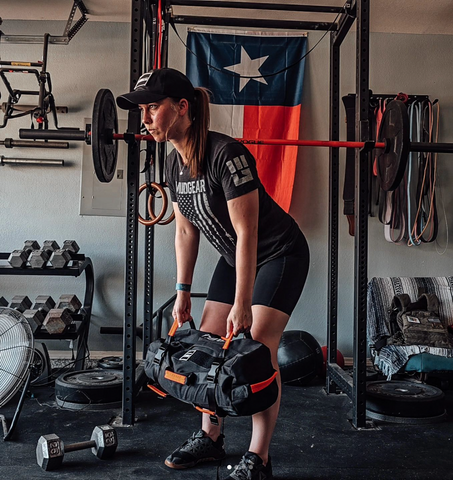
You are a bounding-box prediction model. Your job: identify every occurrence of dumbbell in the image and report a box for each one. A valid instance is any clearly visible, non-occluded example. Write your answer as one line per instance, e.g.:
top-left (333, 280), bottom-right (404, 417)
top-left (42, 294), bottom-right (82, 334)
top-left (4, 295), bottom-right (55, 334)
top-left (50, 240), bottom-right (80, 268)
top-left (36, 424), bottom-right (118, 471)
top-left (7, 240), bottom-right (40, 268)
top-left (29, 240), bottom-right (60, 269)
top-left (23, 295), bottom-right (56, 334)
top-left (9, 294), bottom-right (32, 312)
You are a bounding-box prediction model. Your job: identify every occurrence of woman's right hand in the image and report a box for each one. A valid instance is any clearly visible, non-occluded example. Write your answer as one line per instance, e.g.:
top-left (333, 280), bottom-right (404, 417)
top-left (172, 291), bottom-right (192, 327)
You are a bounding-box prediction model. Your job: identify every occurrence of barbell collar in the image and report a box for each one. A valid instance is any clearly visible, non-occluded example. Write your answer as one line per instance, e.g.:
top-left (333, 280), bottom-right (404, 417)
top-left (85, 124), bottom-right (92, 146)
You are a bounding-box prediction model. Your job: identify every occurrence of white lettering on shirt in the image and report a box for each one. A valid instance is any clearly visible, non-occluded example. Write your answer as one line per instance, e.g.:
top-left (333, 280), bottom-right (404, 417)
top-left (176, 179), bottom-right (206, 194)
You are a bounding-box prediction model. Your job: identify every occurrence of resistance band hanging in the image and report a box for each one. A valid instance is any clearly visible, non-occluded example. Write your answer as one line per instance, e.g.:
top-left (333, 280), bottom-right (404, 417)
top-left (342, 92), bottom-right (440, 246)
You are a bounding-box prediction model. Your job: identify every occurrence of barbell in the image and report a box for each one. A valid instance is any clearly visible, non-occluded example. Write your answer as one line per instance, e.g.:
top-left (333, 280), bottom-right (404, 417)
top-left (19, 89), bottom-right (453, 224)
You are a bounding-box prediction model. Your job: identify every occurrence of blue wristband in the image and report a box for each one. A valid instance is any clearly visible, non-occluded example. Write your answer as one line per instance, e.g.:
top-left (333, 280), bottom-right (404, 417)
top-left (176, 283), bottom-right (191, 292)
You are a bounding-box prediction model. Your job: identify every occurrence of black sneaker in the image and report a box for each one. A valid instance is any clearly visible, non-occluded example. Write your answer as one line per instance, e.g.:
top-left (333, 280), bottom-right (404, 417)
top-left (165, 429), bottom-right (226, 469)
top-left (224, 451), bottom-right (273, 480)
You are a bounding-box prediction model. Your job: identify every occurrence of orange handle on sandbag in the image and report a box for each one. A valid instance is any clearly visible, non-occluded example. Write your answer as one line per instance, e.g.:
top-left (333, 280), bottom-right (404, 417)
top-left (250, 371), bottom-right (278, 393)
top-left (169, 319), bottom-right (234, 350)
top-left (221, 332), bottom-right (234, 350)
top-left (147, 384), bottom-right (168, 397)
top-left (168, 319), bottom-right (179, 337)
top-left (195, 406), bottom-right (217, 416)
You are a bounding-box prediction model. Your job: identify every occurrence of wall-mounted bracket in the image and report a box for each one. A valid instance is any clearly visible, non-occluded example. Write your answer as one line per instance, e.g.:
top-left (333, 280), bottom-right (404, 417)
top-left (0, 0), bottom-right (88, 45)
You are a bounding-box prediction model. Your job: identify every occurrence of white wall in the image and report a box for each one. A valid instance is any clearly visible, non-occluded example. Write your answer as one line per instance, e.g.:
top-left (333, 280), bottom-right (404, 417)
top-left (1, 18), bottom-right (453, 357)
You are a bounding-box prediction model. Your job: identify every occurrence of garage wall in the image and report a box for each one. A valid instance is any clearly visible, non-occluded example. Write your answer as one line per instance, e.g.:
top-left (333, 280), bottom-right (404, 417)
top-left (1, 18), bottom-right (453, 357)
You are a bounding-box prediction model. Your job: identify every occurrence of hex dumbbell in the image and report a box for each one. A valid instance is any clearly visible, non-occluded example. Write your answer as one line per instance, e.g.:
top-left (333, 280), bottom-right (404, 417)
top-left (50, 240), bottom-right (80, 268)
top-left (29, 240), bottom-right (60, 269)
top-left (23, 295), bottom-right (56, 334)
top-left (3, 295), bottom-right (55, 334)
top-left (36, 424), bottom-right (118, 471)
top-left (34, 295), bottom-right (56, 313)
top-left (7, 240), bottom-right (40, 268)
top-left (56, 294), bottom-right (82, 312)
top-left (42, 294), bottom-right (81, 334)
top-left (9, 295), bottom-right (32, 312)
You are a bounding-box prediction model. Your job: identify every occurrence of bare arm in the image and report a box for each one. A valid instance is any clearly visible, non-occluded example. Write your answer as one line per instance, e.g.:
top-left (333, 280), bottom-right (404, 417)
top-left (172, 202), bottom-right (200, 326)
top-left (226, 189), bottom-right (259, 336)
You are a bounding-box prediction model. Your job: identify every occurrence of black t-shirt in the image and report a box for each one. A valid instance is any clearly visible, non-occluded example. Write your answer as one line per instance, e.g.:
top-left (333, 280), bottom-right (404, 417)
top-left (166, 131), bottom-right (302, 267)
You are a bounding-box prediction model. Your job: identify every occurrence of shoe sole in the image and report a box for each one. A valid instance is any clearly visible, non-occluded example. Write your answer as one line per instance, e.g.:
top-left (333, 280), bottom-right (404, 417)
top-left (165, 454), bottom-right (226, 470)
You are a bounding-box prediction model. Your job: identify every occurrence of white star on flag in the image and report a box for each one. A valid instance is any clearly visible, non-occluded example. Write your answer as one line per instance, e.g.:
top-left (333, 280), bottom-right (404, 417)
top-left (224, 46), bottom-right (269, 93)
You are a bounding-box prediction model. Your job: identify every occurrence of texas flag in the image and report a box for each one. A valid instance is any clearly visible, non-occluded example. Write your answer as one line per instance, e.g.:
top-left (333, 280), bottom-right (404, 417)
top-left (186, 28), bottom-right (307, 212)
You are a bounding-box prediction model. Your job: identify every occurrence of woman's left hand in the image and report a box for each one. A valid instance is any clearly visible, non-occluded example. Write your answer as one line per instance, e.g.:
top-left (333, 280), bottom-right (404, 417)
top-left (226, 303), bottom-right (253, 337)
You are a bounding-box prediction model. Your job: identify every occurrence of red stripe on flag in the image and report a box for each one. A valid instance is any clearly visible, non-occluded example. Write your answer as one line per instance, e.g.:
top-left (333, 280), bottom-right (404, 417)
top-left (242, 105), bottom-right (301, 213)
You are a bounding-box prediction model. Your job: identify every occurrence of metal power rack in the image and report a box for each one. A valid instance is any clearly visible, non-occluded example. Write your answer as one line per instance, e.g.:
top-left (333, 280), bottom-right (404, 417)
top-left (121, 0), bottom-right (371, 430)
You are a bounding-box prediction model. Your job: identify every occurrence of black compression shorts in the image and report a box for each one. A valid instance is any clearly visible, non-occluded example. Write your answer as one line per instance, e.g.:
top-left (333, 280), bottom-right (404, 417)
top-left (206, 233), bottom-right (309, 316)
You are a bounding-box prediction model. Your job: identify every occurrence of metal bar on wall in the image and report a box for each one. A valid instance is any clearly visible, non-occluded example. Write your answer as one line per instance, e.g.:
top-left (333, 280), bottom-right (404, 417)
top-left (122, 0), bottom-right (144, 427)
top-left (352, 0), bottom-right (370, 430)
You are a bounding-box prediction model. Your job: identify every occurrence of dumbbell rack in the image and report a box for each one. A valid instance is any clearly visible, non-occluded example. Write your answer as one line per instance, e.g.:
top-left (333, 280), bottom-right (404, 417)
top-left (0, 253), bottom-right (94, 371)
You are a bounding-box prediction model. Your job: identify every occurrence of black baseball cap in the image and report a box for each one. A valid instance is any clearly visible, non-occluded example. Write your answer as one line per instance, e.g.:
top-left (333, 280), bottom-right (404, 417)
top-left (116, 68), bottom-right (195, 110)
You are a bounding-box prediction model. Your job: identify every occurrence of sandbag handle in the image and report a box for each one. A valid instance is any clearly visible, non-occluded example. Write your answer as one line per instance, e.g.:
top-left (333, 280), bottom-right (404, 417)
top-left (168, 319), bottom-right (179, 337)
top-left (169, 319), bottom-right (252, 350)
top-left (167, 318), bottom-right (196, 338)
top-left (221, 333), bottom-right (234, 350)
top-left (169, 319), bottom-right (238, 350)
top-left (222, 331), bottom-right (253, 349)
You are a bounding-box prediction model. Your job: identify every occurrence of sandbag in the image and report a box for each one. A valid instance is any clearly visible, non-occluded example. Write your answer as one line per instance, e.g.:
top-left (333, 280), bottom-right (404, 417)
top-left (145, 322), bottom-right (278, 418)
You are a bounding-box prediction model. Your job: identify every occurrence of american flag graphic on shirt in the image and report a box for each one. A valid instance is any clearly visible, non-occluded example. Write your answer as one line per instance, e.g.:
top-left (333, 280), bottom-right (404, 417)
top-left (176, 175), bottom-right (236, 258)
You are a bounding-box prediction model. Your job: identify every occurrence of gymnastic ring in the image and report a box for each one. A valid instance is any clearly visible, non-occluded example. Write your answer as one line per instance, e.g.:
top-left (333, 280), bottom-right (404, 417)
top-left (148, 184), bottom-right (175, 225)
top-left (138, 182), bottom-right (167, 226)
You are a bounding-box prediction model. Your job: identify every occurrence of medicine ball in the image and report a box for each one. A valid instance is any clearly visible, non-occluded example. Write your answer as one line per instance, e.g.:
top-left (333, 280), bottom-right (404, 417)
top-left (277, 330), bottom-right (323, 386)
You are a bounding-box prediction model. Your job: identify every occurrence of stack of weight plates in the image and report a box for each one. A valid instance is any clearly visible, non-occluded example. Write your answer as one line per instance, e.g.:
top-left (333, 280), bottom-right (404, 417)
top-left (55, 369), bottom-right (123, 410)
top-left (366, 380), bottom-right (447, 424)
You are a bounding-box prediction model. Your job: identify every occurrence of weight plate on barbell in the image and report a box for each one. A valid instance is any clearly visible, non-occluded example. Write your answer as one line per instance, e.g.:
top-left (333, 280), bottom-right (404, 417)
top-left (377, 100), bottom-right (410, 192)
top-left (92, 89), bottom-right (118, 183)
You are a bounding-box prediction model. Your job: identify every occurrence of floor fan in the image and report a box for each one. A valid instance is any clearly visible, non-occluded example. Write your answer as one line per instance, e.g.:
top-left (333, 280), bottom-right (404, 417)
top-left (0, 307), bottom-right (34, 440)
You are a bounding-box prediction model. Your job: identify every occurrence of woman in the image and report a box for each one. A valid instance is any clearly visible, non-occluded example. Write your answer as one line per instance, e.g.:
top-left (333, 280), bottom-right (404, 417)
top-left (117, 68), bottom-right (309, 480)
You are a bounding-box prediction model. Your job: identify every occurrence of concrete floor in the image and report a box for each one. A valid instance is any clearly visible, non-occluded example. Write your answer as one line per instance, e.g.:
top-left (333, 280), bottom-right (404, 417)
top-left (0, 371), bottom-right (452, 480)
